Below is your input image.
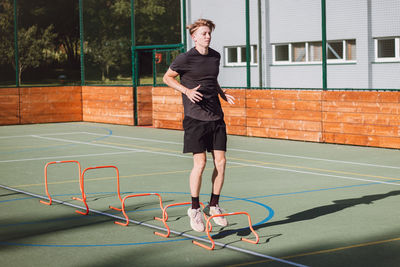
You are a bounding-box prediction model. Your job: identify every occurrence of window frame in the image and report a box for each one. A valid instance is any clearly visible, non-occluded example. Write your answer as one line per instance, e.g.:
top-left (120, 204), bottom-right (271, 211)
top-left (224, 45), bottom-right (258, 67)
top-left (374, 37), bottom-right (400, 62)
top-left (272, 39), bottom-right (357, 65)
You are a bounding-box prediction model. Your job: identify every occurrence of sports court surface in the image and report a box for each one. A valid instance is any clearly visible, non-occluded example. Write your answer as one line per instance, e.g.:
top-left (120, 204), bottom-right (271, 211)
top-left (1, 122), bottom-right (399, 267)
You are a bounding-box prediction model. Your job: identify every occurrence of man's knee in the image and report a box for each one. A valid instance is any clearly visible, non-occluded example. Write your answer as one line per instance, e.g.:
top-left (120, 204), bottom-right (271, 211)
top-left (193, 153), bottom-right (207, 171)
top-left (214, 156), bottom-right (226, 170)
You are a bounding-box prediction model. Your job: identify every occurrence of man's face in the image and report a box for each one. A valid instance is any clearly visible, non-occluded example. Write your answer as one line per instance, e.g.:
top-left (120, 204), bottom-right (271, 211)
top-left (192, 26), bottom-right (212, 48)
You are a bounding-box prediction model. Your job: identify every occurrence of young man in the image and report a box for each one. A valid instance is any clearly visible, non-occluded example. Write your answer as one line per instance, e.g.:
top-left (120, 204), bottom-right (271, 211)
top-left (163, 19), bottom-right (235, 232)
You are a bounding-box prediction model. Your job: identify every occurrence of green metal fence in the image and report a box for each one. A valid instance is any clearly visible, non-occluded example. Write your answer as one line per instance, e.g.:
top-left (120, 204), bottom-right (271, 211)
top-left (0, 0), bottom-right (182, 87)
top-left (1, 0), bottom-right (398, 90)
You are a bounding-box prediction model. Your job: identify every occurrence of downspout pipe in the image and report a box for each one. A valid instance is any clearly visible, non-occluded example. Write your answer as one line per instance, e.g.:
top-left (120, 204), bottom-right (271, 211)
top-left (245, 0), bottom-right (251, 88)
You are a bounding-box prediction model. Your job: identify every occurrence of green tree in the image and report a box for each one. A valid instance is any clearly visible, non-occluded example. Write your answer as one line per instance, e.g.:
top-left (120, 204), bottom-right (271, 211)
top-left (16, 24), bottom-right (57, 84)
top-left (18, 0), bottom-right (80, 67)
top-left (0, 0), bottom-right (57, 85)
top-left (135, 0), bottom-right (181, 45)
top-left (0, 0), bottom-right (15, 74)
top-left (83, 0), bottom-right (180, 82)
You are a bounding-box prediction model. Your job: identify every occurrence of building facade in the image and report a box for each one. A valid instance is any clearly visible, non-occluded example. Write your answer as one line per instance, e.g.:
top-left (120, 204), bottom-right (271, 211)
top-left (185, 0), bottom-right (400, 89)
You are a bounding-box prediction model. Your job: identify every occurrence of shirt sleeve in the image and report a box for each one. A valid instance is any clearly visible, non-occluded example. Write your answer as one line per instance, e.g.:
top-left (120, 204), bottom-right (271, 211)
top-left (169, 53), bottom-right (187, 75)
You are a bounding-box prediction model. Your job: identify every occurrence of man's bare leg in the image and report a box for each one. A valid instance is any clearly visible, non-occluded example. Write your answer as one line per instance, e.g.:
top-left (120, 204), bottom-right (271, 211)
top-left (211, 150), bottom-right (226, 195)
top-left (190, 152), bottom-right (207, 201)
top-left (187, 152), bottom-right (207, 232)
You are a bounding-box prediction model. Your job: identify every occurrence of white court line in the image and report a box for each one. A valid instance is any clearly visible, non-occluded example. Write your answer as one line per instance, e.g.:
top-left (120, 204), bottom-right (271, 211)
top-left (82, 131), bottom-right (182, 145)
top-left (2, 130), bottom-right (398, 170)
top-left (229, 148), bottom-right (400, 170)
top-left (0, 132), bottom-right (87, 139)
top-left (0, 184), bottom-right (308, 267)
top-left (82, 132), bottom-right (400, 170)
top-left (227, 160), bottom-right (400, 187)
top-left (31, 135), bottom-right (400, 187)
top-left (31, 135), bottom-right (143, 153)
top-left (0, 151), bottom-right (137, 163)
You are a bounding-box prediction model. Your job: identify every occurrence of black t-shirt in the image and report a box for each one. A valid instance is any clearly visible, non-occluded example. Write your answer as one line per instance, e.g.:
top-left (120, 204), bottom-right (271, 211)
top-left (169, 47), bottom-right (224, 121)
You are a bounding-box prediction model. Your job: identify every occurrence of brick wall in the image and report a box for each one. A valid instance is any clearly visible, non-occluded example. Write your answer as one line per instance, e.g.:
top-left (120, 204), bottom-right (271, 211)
top-left (152, 87), bottom-right (400, 149)
top-left (0, 86), bottom-right (82, 125)
top-left (152, 87), bottom-right (184, 130)
top-left (137, 86), bottom-right (153, 126)
top-left (81, 86), bottom-right (152, 126)
top-left (19, 86), bottom-right (82, 124)
top-left (0, 88), bottom-right (20, 125)
top-left (82, 86), bottom-right (134, 125)
top-left (322, 91), bottom-right (400, 148)
top-left (1, 86), bottom-right (399, 149)
top-left (246, 90), bottom-right (323, 142)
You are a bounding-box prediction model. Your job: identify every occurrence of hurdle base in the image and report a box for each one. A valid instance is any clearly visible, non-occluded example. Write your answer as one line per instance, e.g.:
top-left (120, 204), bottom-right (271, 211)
top-left (40, 199), bottom-right (52, 205)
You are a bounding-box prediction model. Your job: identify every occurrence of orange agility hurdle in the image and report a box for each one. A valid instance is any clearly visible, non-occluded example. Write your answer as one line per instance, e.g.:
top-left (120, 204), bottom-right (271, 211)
top-left (192, 211), bottom-right (260, 250)
top-left (154, 202), bottom-right (208, 238)
top-left (74, 165), bottom-right (121, 215)
top-left (114, 193), bottom-right (164, 226)
top-left (40, 160), bottom-right (82, 206)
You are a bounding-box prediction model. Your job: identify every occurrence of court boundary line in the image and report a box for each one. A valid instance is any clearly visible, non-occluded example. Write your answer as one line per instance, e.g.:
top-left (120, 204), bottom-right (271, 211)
top-left (0, 184), bottom-right (308, 267)
top-left (81, 132), bottom-right (400, 170)
top-left (0, 132), bottom-right (87, 139)
top-left (0, 151), bottom-right (138, 164)
top-left (2, 130), bottom-right (397, 170)
top-left (16, 135), bottom-right (400, 187)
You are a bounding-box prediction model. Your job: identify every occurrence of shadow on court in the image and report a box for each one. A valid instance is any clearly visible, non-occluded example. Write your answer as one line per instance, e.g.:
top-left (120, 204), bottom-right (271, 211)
top-left (210, 190), bottom-right (400, 240)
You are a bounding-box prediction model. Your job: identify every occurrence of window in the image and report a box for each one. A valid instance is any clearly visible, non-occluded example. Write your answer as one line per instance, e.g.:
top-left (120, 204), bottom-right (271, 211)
top-left (346, 40), bottom-right (356, 60)
top-left (227, 47), bottom-right (238, 63)
top-left (327, 41), bottom-right (343, 60)
top-left (375, 37), bottom-right (400, 62)
top-left (253, 45), bottom-right (258, 64)
top-left (292, 43), bottom-right (306, 62)
top-left (308, 42), bottom-right (322, 62)
top-left (224, 45), bottom-right (258, 66)
top-left (378, 39), bottom-right (395, 58)
top-left (273, 39), bottom-right (356, 64)
top-left (275, 44), bottom-right (289, 62)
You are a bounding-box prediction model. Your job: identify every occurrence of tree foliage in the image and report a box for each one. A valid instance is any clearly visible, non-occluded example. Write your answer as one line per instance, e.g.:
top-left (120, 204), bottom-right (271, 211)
top-left (0, 0), bottom-right (181, 84)
top-left (16, 25), bottom-right (57, 84)
top-left (0, 0), bottom-right (57, 84)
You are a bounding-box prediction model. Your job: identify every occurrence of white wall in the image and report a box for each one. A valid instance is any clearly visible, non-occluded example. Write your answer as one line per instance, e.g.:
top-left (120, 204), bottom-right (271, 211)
top-left (186, 0), bottom-right (260, 87)
top-left (186, 0), bottom-right (400, 89)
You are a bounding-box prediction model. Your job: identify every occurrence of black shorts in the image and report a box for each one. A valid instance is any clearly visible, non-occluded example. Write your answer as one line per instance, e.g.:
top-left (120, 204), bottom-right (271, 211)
top-left (183, 117), bottom-right (227, 154)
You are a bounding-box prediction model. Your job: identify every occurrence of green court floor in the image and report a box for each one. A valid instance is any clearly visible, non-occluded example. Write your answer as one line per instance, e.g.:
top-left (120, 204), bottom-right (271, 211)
top-left (1, 122), bottom-right (399, 266)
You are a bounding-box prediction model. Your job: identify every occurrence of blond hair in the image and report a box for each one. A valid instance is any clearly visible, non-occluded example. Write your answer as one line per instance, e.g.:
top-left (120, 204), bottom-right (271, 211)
top-left (186, 18), bottom-right (216, 35)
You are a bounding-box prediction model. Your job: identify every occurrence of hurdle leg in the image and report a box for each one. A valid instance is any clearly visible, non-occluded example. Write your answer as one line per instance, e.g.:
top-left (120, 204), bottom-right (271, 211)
top-left (114, 193), bottom-right (164, 226)
top-left (192, 211), bottom-right (259, 250)
top-left (154, 202), bottom-right (208, 238)
top-left (40, 160), bottom-right (81, 206)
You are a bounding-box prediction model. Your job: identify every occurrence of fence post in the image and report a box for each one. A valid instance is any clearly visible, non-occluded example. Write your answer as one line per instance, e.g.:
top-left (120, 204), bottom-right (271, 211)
top-left (79, 0), bottom-right (85, 86)
top-left (13, 0), bottom-right (19, 87)
top-left (131, 0), bottom-right (138, 126)
top-left (321, 0), bottom-right (327, 90)
top-left (245, 0), bottom-right (251, 88)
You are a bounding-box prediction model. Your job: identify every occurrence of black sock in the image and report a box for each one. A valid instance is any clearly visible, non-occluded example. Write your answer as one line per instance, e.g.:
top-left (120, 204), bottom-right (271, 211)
top-left (209, 193), bottom-right (220, 207)
top-left (191, 197), bottom-right (200, 209)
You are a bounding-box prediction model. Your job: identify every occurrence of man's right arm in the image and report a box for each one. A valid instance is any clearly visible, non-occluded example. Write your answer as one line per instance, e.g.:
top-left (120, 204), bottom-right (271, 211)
top-left (163, 68), bottom-right (203, 103)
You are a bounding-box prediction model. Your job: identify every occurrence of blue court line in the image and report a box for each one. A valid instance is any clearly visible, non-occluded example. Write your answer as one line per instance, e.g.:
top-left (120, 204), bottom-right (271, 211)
top-left (0, 185), bottom-right (310, 267)
top-left (0, 239), bottom-right (191, 248)
top-left (0, 181), bottom-right (389, 247)
top-left (222, 182), bottom-right (381, 203)
top-left (0, 190), bottom-right (273, 249)
top-left (0, 191), bottom-right (274, 227)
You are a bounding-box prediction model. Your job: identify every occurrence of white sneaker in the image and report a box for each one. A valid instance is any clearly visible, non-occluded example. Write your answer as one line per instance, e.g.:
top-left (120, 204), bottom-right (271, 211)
top-left (205, 205), bottom-right (228, 227)
top-left (187, 208), bottom-right (205, 232)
